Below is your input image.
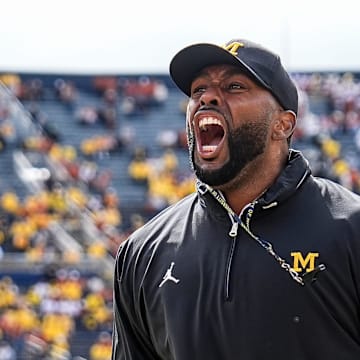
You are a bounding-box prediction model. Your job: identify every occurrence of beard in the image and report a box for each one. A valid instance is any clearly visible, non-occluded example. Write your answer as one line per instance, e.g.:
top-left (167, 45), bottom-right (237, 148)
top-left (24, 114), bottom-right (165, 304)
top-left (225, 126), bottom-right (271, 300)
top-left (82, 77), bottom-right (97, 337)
top-left (190, 121), bottom-right (269, 187)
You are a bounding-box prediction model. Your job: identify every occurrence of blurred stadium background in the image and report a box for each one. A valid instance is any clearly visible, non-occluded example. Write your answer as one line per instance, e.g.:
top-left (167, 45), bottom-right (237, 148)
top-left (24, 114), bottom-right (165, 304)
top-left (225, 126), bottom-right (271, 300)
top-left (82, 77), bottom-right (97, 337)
top-left (0, 67), bottom-right (359, 360)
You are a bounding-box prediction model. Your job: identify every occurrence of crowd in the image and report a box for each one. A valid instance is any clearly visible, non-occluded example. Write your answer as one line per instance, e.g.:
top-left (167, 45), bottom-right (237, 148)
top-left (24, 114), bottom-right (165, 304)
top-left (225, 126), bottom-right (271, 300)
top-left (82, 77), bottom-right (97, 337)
top-left (292, 72), bottom-right (360, 193)
top-left (0, 269), bottom-right (113, 360)
top-left (0, 70), bottom-right (359, 359)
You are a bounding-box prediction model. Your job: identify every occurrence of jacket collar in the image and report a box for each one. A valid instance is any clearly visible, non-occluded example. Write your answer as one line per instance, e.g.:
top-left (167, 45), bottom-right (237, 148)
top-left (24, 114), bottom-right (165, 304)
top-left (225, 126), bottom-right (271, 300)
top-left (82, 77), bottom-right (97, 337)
top-left (257, 149), bottom-right (311, 208)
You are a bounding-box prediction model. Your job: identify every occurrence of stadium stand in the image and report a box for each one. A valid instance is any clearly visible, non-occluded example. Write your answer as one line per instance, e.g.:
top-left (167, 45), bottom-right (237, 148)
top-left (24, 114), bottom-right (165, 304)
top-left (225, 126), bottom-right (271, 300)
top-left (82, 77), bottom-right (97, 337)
top-left (0, 70), bottom-right (359, 359)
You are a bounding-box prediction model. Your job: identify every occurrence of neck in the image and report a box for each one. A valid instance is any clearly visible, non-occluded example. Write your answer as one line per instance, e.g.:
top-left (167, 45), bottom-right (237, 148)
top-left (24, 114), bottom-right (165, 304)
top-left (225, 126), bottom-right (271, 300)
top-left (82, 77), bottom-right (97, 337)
top-left (214, 150), bottom-right (288, 214)
top-left (221, 182), bottom-right (268, 214)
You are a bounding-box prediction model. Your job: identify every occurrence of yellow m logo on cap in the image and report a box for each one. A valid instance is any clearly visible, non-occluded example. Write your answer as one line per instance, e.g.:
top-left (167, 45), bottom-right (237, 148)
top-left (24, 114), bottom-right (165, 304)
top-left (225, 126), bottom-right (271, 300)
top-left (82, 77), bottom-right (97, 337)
top-left (222, 41), bottom-right (244, 56)
top-left (291, 252), bottom-right (319, 273)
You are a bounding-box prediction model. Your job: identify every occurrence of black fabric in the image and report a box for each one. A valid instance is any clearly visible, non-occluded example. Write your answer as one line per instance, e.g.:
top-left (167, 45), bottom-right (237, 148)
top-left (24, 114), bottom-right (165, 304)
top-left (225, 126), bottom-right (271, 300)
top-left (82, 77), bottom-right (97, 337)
top-left (112, 151), bottom-right (360, 360)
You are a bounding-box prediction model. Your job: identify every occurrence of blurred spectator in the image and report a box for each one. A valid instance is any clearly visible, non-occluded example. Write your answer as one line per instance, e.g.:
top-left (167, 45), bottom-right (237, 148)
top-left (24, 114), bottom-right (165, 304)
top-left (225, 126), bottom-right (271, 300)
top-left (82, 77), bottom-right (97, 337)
top-left (293, 89), bottom-right (323, 141)
top-left (93, 76), bottom-right (117, 94)
top-left (21, 331), bottom-right (48, 359)
top-left (80, 134), bottom-right (122, 157)
top-left (128, 146), bottom-right (152, 183)
top-left (0, 73), bottom-right (22, 97)
top-left (75, 105), bottom-right (99, 126)
top-left (20, 78), bottom-right (44, 101)
top-left (120, 76), bottom-right (169, 115)
top-left (89, 331), bottom-right (112, 360)
top-left (0, 339), bottom-right (16, 360)
top-left (98, 88), bottom-right (119, 129)
top-left (54, 78), bottom-right (78, 110)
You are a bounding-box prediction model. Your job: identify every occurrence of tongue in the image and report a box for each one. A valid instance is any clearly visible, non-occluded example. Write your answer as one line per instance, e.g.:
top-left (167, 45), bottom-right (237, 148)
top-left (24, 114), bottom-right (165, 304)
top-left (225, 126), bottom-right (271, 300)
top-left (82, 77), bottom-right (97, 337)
top-left (200, 124), bottom-right (224, 153)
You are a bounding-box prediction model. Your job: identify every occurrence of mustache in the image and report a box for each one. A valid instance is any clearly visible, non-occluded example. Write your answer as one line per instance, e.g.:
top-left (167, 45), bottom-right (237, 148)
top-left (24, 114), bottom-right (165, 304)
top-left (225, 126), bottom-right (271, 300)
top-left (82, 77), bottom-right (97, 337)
top-left (196, 105), bottom-right (224, 116)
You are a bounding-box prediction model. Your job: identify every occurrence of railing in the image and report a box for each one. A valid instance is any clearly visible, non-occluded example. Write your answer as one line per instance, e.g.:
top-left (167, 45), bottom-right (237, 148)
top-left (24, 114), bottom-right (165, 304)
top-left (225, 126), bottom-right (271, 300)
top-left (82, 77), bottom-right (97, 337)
top-left (0, 81), bottom-right (115, 282)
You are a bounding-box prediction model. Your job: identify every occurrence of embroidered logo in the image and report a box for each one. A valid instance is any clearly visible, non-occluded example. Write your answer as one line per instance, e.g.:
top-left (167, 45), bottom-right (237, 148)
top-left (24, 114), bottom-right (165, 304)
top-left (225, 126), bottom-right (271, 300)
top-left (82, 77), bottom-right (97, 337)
top-left (159, 262), bottom-right (180, 288)
top-left (291, 252), bottom-right (319, 273)
top-left (222, 41), bottom-right (244, 57)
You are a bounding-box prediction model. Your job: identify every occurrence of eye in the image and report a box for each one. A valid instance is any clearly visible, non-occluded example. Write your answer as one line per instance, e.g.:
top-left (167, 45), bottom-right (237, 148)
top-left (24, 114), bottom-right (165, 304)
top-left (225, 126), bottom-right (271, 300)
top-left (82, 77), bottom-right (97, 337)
top-left (191, 85), bottom-right (206, 96)
top-left (228, 82), bottom-right (246, 91)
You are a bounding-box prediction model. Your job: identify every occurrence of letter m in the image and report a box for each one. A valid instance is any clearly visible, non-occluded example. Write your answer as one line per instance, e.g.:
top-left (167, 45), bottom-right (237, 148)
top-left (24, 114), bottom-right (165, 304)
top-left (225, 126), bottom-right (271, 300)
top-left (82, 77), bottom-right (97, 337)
top-left (222, 42), bottom-right (244, 56)
top-left (291, 252), bottom-right (319, 273)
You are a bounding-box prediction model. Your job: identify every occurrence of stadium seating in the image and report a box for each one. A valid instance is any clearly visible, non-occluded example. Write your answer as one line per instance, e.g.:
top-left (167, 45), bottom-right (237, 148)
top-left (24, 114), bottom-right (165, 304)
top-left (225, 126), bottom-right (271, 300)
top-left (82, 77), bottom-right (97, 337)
top-left (0, 70), bottom-right (359, 359)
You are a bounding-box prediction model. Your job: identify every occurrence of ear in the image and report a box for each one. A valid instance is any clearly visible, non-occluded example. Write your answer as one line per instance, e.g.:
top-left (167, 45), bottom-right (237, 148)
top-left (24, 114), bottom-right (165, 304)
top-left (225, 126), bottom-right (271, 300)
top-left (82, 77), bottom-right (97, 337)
top-left (272, 110), bottom-right (297, 141)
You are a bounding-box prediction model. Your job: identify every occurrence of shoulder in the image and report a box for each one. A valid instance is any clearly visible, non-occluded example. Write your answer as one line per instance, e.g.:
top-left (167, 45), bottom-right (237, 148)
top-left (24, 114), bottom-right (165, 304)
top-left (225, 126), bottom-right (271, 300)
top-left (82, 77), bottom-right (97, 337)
top-left (132, 191), bottom-right (198, 247)
top-left (311, 176), bottom-right (360, 221)
top-left (312, 177), bottom-right (360, 205)
top-left (114, 193), bottom-right (198, 277)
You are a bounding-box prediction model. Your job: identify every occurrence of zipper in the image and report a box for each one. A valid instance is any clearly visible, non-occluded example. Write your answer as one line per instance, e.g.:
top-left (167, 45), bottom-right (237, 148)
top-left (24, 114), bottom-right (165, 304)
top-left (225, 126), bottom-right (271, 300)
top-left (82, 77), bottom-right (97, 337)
top-left (228, 215), bottom-right (239, 237)
top-left (224, 214), bottom-right (238, 301)
top-left (224, 235), bottom-right (237, 301)
top-left (202, 181), bottom-right (310, 287)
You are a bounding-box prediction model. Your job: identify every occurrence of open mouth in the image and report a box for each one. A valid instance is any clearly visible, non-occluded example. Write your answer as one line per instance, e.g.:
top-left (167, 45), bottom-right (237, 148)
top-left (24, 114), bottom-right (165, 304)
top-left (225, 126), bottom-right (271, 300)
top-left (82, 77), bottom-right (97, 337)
top-left (197, 117), bottom-right (225, 156)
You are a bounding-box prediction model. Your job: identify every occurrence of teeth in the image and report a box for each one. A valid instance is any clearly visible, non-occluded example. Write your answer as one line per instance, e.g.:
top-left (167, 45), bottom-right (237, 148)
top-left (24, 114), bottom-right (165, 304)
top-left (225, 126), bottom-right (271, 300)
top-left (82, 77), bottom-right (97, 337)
top-left (199, 117), bottom-right (222, 130)
top-left (202, 145), bottom-right (217, 152)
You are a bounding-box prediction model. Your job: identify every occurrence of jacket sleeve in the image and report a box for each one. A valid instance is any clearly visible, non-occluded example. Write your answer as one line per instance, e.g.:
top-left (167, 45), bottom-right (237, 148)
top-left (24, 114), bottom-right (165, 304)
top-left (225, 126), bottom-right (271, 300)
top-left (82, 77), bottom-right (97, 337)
top-left (111, 240), bottom-right (159, 360)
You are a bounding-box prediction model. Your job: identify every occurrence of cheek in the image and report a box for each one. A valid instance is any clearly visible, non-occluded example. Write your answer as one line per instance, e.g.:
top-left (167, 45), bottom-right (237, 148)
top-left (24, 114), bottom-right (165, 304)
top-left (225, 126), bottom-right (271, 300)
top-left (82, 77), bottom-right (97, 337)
top-left (229, 108), bottom-right (253, 130)
top-left (230, 101), bottom-right (270, 129)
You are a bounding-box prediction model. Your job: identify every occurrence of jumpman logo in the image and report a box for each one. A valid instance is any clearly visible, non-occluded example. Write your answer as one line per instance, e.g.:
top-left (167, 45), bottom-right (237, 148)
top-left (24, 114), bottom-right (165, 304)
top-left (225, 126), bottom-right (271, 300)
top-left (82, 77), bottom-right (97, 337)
top-left (159, 262), bottom-right (180, 287)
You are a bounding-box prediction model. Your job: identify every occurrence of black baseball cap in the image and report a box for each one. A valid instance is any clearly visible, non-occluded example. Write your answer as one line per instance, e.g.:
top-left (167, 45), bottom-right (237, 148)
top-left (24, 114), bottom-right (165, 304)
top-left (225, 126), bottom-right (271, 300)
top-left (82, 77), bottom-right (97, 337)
top-left (169, 38), bottom-right (298, 115)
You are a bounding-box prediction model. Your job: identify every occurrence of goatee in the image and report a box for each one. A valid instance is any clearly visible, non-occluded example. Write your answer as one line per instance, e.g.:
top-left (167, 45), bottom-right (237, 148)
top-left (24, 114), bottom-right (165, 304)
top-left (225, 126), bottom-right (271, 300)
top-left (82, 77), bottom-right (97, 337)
top-left (191, 121), bottom-right (269, 186)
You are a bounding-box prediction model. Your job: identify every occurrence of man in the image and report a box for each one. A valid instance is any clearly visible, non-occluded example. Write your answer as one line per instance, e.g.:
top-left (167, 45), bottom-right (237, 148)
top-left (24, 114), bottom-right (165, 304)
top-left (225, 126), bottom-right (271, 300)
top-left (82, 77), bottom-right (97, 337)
top-left (111, 39), bottom-right (360, 359)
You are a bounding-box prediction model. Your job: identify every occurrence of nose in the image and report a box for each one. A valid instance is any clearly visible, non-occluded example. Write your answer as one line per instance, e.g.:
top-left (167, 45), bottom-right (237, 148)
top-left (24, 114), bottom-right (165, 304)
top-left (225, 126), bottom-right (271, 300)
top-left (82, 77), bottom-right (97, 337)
top-left (199, 86), bottom-right (221, 107)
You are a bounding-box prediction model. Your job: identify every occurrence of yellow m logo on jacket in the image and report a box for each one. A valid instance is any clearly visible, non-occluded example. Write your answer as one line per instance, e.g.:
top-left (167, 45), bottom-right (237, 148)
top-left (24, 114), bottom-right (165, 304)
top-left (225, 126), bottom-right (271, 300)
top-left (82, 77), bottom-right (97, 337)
top-left (291, 252), bottom-right (319, 273)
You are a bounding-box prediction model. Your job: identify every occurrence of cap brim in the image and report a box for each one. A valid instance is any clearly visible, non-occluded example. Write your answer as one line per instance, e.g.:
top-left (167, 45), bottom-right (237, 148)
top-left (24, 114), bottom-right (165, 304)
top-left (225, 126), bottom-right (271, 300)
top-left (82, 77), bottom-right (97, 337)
top-left (169, 43), bottom-right (261, 96)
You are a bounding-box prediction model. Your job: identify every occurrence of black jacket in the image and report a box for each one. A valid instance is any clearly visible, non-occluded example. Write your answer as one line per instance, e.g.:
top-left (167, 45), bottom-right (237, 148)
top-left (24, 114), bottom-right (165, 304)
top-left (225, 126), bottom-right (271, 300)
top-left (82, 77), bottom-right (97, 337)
top-left (112, 150), bottom-right (360, 360)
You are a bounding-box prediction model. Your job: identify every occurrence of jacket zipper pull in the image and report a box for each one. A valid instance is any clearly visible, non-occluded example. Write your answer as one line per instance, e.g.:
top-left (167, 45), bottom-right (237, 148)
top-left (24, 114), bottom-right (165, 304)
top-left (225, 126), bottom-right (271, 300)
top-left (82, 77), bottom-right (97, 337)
top-left (229, 219), bottom-right (238, 237)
